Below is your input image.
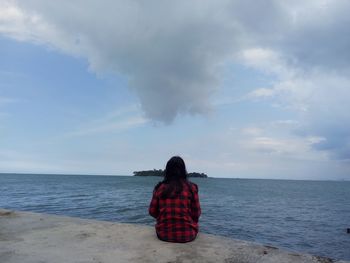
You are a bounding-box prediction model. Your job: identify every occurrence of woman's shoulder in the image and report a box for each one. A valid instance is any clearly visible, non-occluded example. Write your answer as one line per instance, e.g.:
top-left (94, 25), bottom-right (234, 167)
top-left (185, 180), bottom-right (199, 192)
top-left (154, 181), bottom-right (164, 192)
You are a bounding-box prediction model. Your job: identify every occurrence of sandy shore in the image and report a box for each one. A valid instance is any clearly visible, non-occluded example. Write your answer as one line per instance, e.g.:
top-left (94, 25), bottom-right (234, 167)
top-left (0, 209), bottom-right (347, 263)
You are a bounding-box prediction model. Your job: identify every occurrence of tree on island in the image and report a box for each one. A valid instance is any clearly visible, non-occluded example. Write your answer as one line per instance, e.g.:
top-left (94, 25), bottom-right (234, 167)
top-left (133, 169), bottom-right (207, 178)
top-left (133, 169), bottom-right (164, 177)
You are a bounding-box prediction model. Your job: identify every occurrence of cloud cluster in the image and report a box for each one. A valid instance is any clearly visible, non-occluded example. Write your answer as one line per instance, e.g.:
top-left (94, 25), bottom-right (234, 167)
top-left (233, 0), bottom-right (350, 71)
top-left (1, 0), bottom-right (350, 159)
top-left (296, 74), bottom-right (350, 161)
top-left (241, 49), bottom-right (350, 161)
top-left (1, 0), bottom-right (242, 122)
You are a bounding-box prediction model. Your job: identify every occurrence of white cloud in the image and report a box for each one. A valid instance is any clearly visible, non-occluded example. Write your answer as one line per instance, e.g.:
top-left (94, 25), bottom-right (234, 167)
top-left (234, 118), bottom-right (329, 164)
top-left (63, 105), bottom-right (148, 137)
top-left (242, 136), bottom-right (322, 158)
top-left (238, 48), bottom-right (294, 78)
top-left (0, 96), bottom-right (18, 104)
top-left (241, 127), bottom-right (263, 136)
top-left (65, 116), bottom-right (147, 137)
top-left (0, 96), bottom-right (18, 119)
top-left (247, 88), bottom-right (276, 99)
top-left (0, 150), bottom-right (63, 173)
top-left (242, 53), bottom-right (350, 160)
top-left (270, 120), bottom-right (299, 127)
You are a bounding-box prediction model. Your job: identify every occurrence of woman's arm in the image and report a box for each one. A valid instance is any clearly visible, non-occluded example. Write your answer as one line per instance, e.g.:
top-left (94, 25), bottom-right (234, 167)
top-left (149, 190), bottom-right (159, 218)
top-left (190, 184), bottom-right (201, 223)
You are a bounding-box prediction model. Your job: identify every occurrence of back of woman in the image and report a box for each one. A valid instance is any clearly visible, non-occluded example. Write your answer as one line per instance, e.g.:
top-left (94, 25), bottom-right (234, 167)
top-left (149, 156), bottom-right (201, 243)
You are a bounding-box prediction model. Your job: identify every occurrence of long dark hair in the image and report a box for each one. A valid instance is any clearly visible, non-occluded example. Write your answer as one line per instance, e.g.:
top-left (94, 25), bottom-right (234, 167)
top-left (155, 156), bottom-right (188, 198)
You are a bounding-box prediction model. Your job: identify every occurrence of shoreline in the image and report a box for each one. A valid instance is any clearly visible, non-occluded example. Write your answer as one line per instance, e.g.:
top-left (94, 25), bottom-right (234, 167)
top-left (1, 209), bottom-right (348, 263)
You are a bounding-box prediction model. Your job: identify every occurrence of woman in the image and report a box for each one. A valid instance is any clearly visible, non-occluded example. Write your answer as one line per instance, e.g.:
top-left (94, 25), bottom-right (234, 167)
top-left (149, 156), bottom-right (201, 243)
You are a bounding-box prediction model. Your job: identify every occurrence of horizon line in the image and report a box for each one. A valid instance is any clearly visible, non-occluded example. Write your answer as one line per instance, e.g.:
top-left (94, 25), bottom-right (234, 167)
top-left (0, 172), bottom-right (348, 182)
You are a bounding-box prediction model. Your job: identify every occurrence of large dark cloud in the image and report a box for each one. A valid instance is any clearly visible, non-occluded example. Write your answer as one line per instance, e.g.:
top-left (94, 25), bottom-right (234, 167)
top-left (5, 0), bottom-right (241, 122)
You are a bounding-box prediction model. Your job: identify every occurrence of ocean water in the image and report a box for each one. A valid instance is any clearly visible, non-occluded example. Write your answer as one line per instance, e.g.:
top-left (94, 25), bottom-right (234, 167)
top-left (0, 173), bottom-right (349, 260)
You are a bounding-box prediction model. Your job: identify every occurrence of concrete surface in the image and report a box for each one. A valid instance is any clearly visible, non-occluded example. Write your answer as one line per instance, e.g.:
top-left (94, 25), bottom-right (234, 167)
top-left (0, 209), bottom-right (348, 263)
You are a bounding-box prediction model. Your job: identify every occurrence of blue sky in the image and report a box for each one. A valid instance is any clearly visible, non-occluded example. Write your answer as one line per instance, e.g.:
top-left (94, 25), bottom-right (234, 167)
top-left (1, 1), bottom-right (349, 179)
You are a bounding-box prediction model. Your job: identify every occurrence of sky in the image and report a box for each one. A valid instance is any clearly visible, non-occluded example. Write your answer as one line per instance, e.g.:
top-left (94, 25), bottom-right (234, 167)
top-left (0, 0), bottom-right (350, 180)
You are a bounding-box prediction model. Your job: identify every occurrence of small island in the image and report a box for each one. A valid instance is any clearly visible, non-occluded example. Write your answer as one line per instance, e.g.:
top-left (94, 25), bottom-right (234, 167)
top-left (133, 169), bottom-right (208, 178)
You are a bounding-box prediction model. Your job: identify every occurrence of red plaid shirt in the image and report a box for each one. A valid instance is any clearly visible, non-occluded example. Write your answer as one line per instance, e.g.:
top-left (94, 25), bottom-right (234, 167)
top-left (149, 180), bottom-right (201, 243)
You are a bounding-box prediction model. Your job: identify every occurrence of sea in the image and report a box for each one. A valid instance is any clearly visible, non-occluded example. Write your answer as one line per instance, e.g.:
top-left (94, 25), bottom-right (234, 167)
top-left (0, 173), bottom-right (349, 260)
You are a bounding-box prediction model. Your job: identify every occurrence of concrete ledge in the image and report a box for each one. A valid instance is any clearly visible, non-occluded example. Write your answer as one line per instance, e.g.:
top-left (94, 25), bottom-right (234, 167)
top-left (0, 209), bottom-right (348, 263)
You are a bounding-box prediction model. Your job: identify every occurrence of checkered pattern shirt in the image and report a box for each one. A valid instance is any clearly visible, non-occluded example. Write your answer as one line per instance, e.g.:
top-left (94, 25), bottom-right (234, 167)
top-left (149, 180), bottom-right (201, 243)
